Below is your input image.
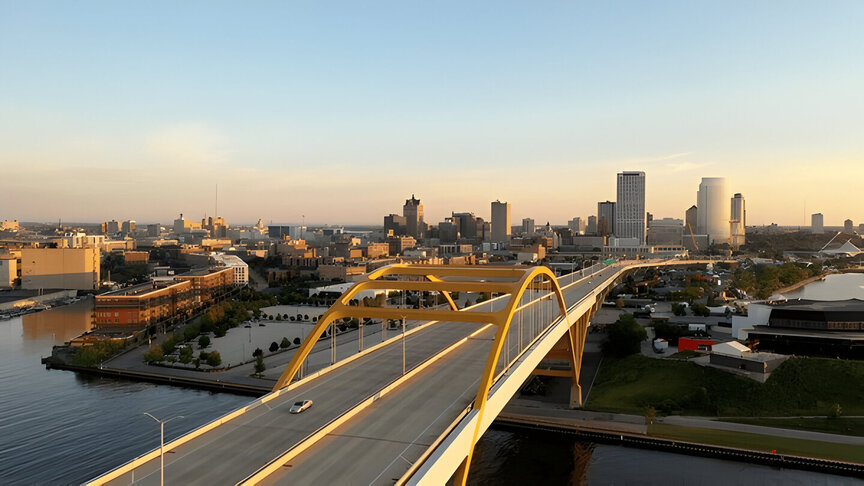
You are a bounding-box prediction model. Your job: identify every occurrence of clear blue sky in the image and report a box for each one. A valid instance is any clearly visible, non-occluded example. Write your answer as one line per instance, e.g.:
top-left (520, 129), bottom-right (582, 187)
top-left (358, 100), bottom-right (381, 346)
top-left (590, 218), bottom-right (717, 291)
top-left (1, 1), bottom-right (862, 226)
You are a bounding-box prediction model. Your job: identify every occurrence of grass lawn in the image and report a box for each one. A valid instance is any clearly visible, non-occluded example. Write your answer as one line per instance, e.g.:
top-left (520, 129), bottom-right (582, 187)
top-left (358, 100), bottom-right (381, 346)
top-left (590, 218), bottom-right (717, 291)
top-left (648, 424), bottom-right (864, 464)
top-left (721, 417), bottom-right (864, 437)
top-left (584, 354), bottom-right (864, 417)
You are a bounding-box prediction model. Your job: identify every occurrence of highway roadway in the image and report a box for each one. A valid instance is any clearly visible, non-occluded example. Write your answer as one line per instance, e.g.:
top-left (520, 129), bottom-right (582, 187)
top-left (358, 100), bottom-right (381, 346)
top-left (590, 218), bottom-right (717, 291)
top-left (98, 262), bottom-right (637, 485)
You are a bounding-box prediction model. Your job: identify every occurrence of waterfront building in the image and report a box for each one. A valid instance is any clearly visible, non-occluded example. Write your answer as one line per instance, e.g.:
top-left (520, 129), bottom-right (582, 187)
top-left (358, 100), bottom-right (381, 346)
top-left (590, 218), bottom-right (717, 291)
top-left (811, 213), bottom-right (824, 235)
top-left (21, 248), bottom-right (100, 290)
top-left (491, 200), bottom-right (511, 243)
top-left (615, 171), bottom-right (646, 244)
top-left (696, 177), bottom-right (730, 245)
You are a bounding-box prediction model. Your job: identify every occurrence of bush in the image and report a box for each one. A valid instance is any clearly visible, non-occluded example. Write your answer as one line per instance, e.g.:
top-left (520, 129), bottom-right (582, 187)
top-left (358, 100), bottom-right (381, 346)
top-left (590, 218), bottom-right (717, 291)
top-left (293, 337), bottom-right (301, 345)
top-left (254, 355), bottom-right (265, 375)
top-left (198, 335), bottom-right (211, 348)
top-left (214, 326), bottom-right (227, 338)
top-left (691, 304), bottom-right (710, 317)
top-left (161, 336), bottom-right (177, 355)
top-left (280, 337), bottom-right (290, 349)
top-left (179, 346), bottom-right (193, 364)
top-left (671, 303), bottom-right (687, 316)
top-left (601, 314), bottom-right (647, 357)
top-left (253, 347), bottom-right (263, 358)
top-left (269, 341), bottom-right (279, 353)
top-left (143, 345), bottom-right (164, 363)
top-left (206, 350), bottom-right (222, 367)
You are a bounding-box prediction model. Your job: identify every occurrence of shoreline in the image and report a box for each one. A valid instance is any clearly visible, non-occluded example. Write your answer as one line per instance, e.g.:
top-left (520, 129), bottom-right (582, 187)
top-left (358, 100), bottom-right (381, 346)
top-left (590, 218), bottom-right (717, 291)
top-left (494, 413), bottom-right (864, 479)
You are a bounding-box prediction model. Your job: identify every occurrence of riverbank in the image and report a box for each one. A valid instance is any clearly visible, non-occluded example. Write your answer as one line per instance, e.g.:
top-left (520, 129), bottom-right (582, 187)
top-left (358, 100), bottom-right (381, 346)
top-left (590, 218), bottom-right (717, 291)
top-left (495, 411), bottom-right (864, 478)
top-left (773, 271), bottom-right (833, 295)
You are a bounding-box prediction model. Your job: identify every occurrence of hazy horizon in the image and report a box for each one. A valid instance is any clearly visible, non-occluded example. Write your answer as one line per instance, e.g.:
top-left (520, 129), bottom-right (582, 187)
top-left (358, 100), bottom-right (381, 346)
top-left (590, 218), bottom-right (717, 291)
top-left (2, 2), bottom-right (862, 227)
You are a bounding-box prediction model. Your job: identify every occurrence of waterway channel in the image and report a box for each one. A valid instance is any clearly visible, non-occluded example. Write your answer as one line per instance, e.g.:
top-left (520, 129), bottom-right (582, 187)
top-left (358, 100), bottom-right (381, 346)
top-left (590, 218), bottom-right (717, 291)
top-left (0, 298), bottom-right (860, 484)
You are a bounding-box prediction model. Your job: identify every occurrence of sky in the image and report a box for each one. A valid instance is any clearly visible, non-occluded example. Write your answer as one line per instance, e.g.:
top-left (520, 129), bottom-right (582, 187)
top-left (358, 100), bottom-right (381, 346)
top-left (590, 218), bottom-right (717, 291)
top-left (1, 1), bottom-right (862, 227)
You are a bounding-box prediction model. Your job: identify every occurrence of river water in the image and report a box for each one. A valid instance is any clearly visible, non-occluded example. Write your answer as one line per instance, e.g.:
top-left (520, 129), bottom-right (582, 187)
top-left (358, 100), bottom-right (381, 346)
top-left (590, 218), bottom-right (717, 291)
top-left (784, 273), bottom-right (864, 300)
top-left (0, 299), bottom-right (860, 484)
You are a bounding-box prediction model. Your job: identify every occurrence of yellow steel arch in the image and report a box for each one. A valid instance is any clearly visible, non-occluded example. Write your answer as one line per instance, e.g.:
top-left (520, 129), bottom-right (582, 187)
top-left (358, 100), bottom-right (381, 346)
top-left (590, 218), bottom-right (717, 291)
top-left (271, 264), bottom-right (571, 485)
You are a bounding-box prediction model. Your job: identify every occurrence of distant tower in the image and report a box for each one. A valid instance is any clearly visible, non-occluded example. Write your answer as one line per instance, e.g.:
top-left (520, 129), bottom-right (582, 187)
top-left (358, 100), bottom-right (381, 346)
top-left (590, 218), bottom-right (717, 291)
top-left (491, 200), bottom-right (511, 243)
top-left (586, 216), bottom-right (598, 235)
top-left (402, 195), bottom-right (424, 239)
top-left (844, 219), bottom-right (854, 233)
top-left (685, 205), bottom-right (698, 235)
top-left (615, 171), bottom-right (646, 243)
top-left (597, 201), bottom-right (616, 237)
top-left (521, 218), bottom-right (535, 236)
top-left (696, 177), bottom-right (730, 245)
top-left (730, 193), bottom-right (746, 249)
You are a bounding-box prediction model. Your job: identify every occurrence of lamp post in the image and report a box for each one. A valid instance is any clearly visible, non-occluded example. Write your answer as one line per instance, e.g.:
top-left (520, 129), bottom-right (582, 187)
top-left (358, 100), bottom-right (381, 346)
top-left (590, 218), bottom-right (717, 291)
top-left (143, 413), bottom-right (184, 486)
top-left (401, 315), bottom-right (406, 375)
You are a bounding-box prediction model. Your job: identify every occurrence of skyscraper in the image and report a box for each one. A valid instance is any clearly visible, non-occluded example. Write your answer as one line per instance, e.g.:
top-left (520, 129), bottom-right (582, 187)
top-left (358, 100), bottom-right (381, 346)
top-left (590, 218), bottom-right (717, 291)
top-left (845, 219), bottom-right (854, 233)
top-left (403, 195), bottom-right (424, 238)
top-left (730, 193), bottom-right (746, 249)
top-left (586, 216), bottom-right (597, 235)
top-left (522, 218), bottom-right (535, 236)
top-left (685, 205), bottom-right (698, 235)
top-left (597, 201), bottom-right (616, 237)
top-left (696, 177), bottom-right (730, 245)
top-left (491, 200), bottom-right (511, 243)
top-left (615, 171), bottom-right (646, 244)
top-left (810, 213), bottom-right (824, 234)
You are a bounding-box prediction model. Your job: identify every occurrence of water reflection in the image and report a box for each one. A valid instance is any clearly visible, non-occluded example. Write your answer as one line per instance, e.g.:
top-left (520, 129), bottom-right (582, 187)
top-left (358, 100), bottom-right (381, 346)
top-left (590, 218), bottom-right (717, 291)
top-left (21, 298), bottom-right (92, 343)
top-left (784, 273), bottom-right (864, 301)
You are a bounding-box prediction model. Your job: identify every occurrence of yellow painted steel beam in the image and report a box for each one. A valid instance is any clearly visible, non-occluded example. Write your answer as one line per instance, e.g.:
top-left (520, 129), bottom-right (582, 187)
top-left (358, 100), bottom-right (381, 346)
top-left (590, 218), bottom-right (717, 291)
top-left (273, 265), bottom-right (538, 392)
top-left (355, 280), bottom-right (515, 295)
top-left (531, 369), bottom-right (572, 378)
top-left (453, 265), bottom-right (570, 486)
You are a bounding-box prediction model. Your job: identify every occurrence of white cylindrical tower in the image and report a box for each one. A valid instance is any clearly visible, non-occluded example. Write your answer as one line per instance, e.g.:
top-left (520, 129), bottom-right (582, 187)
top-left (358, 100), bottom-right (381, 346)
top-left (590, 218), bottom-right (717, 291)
top-left (696, 177), bottom-right (730, 245)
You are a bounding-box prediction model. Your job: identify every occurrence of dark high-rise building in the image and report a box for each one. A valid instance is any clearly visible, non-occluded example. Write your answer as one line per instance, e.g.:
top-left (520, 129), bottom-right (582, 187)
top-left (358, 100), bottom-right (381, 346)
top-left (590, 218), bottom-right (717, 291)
top-left (615, 171), bottom-right (646, 243)
top-left (597, 201), bottom-right (616, 237)
top-left (403, 195), bottom-right (424, 238)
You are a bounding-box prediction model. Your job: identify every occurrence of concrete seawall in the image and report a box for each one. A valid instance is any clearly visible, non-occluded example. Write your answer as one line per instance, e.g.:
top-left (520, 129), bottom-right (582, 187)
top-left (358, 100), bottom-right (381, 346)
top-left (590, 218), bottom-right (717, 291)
top-left (494, 414), bottom-right (864, 479)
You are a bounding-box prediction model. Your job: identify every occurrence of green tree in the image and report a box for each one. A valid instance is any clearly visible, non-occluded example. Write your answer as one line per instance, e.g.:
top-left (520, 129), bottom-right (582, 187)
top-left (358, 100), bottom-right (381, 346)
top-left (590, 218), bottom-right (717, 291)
top-left (253, 347), bottom-right (263, 358)
top-left (206, 350), bottom-right (222, 367)
top-left (601, 314), bottom-right (647, 358)
top-left (143, 345), bottom-right (164, 363)
top-left (269, 341), bottom-right (279, 353)
top-left (198, 335), bottom-right (211, 348)
top-left (179, 346), bottom-right (193, 364)
top-left (254, 355), bottom-right (265, 376)
top-left (280, 337), bottom-right (291, 349)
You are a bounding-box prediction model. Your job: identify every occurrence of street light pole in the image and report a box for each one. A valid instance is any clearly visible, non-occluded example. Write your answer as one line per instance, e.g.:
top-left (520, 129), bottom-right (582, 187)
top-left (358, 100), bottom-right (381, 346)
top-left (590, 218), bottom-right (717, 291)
top-left (401, 315), bottom-right (406, 375)
top-left (144, 413), bottom-right (184, 486)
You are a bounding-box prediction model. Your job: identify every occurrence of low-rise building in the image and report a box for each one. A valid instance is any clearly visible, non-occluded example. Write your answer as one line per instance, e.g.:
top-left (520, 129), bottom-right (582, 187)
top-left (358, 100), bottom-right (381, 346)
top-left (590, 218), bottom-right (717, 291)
top-left (210, 253), bottom-right (249, 286)
top-left (21, 248), bottom-right (100, 290)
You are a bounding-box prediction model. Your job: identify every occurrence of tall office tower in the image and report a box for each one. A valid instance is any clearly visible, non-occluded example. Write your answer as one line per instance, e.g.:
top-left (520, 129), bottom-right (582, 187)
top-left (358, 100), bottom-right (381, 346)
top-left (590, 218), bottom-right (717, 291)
top-left (845, 219), bottom-right (855, 233)
top-left (491, 200), bottom-right (511, 242)
top-left (403, 195), bottom-right (424, 238)
top-left (521, 218), bottom-right (535, 236)
top-left (615, 171), bottom-right (646, 243)
top-left (696, 177), bottom-right (731, 245)
top-left (597, 201), bottom-right (616, 237)
top-left (730, 193), bottom-right (746, 249)
top-left (121, 220), bottom-right (136, 235)
top-left (586, 216), bottom-right (598, 235)
top-left (685, 205), bottom-right (698, 235)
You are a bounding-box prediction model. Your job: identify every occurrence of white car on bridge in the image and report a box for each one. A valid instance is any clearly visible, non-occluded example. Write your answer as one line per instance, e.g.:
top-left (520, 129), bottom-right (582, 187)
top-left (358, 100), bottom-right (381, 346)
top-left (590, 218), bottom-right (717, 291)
top-left (289, 400), bottom-right (313, 414)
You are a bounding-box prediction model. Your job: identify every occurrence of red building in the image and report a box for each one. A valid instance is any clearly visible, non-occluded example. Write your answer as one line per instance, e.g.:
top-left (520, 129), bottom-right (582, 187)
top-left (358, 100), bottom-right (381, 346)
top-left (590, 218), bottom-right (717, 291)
top-left (678, 337), bottom-right (715, 352)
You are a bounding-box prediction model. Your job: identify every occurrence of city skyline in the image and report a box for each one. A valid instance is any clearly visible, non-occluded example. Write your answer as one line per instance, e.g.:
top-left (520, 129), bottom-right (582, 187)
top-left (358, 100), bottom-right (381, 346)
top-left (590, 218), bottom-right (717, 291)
top-left (2, 2), bottom-right (863, 225)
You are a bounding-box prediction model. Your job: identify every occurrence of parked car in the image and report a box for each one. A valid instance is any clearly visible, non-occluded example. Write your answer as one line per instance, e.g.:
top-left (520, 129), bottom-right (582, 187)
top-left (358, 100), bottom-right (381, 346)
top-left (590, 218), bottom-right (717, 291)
top-left (289, 400), bottom-right (313, 414)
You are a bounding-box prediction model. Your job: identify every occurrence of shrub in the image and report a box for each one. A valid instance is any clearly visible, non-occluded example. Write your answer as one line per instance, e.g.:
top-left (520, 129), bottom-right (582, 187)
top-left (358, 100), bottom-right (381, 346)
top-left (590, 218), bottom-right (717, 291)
top-left (143, 345), bottom-right (164, 363)
top-left (269, 341), bottom-right (279, 353)
top-left (206, 350), bottom-right (221, 367)
top-left (252, 347), bottom-right (263, 358)
top-left (293, 337), bottom-right (301, 345)
top-left (198, 335), bottom-right (210, 348)
top-left (254, 355), bottom-right (265, 375)
top-left (179, 346), bottom-right (193, 364)
top-left (280, 337), bottom-right (290, 349)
